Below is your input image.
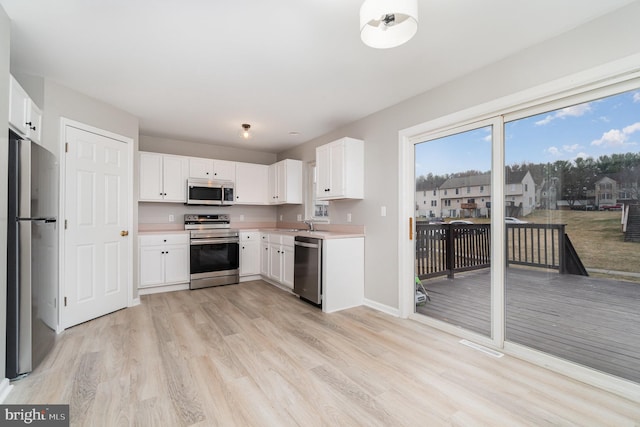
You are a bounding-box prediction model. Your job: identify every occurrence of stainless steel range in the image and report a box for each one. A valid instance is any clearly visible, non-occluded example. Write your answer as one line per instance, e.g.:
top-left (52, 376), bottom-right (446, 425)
top-left (185, 214), bottom-right (239, 289)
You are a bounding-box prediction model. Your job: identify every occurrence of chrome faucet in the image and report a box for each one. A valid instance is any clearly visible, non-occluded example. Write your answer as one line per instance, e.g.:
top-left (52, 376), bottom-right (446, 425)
top-left (303, 220), bottom-right (314, 231)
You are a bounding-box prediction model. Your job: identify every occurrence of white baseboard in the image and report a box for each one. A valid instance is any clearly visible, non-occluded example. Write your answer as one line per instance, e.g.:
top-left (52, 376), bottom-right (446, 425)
top-left (364, 298), bottom-right (401, 317)
top-left (129, 297), bottom-right (141, 307)
top-left (138, 283), bottom-right (189, 296)
top-left (0, 378), bottom-right (13, 403)
top-left (240, 275), bottom-right (262, 282)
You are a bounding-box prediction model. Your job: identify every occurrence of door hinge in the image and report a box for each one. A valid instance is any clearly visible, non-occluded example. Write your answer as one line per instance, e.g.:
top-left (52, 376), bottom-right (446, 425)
top-left (64, 219), bottom-right (68, 229)
top-left (64, 297), bottom-right (67, 307)
top-left (65, 142), bottom-right (69, 153)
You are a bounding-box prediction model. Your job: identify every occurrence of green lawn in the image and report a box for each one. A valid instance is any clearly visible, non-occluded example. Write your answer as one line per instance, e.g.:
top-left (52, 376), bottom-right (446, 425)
top-left (455, 209), bottom-right (638, 275)
top-left (525, 209), bottom-right (638, 274)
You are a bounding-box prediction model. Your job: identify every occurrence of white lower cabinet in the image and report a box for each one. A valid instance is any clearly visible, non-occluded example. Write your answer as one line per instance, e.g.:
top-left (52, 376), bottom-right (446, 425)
top-left (281, 244), bottom-right (294, 288)
top-left (240, 231), bottom-right (261, 277)
top-left (322, 237), bottom-right (364, 313)
top-left (261, 233), bottom-right (294, 290)
top-left (139, 233), bottom-right (190, 289)
top-left (260, 241), bottom-right (270, 276)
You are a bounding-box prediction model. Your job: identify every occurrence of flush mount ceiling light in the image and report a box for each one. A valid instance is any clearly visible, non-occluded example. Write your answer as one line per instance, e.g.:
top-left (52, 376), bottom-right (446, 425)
top-left (240, 123), bottom-right (251, 139)
top-left (360, 0), bottom-right (418, 49)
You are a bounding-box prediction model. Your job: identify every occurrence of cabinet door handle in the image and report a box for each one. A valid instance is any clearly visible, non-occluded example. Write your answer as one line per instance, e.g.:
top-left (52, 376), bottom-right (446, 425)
top-left (25, 121), bottom-right (32, 126)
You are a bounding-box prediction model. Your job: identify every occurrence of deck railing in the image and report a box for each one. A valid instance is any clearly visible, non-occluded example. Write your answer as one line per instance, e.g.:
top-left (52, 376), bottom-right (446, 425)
top-left (506, 223), bottom-right (566, 272)
top-left (415, 222), bottom-right (568, 279)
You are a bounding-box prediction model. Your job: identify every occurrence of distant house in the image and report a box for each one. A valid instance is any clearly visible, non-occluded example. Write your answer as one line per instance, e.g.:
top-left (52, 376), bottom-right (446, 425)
top-left (594, 175), bottom-right (639, 207)
top-left (416, 170), bottom-right (536, 218)
top-left (505, 171), bottom-right (537, 216)
top-left (595, 176), bottom-right (618, 207)
top-left (439, 174), bottom-right (491, 218)
top-left (539, 177), bottom-right (559, 210)
top-left (415, 186), bottom-right (440, 218)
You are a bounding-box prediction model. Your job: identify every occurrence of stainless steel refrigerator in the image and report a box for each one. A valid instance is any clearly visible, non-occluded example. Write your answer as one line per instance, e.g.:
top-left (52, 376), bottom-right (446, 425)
top-left (6, 129), bottom-right (58, 379)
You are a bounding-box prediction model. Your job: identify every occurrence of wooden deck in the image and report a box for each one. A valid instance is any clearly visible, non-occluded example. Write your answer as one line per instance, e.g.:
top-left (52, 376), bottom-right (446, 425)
top-left (416, 267), bottom-right (640, 384)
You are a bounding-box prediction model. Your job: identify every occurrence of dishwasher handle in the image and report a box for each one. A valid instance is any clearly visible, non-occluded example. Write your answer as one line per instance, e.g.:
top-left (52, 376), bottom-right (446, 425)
top-left (294, 241), bottom-right (320, 249)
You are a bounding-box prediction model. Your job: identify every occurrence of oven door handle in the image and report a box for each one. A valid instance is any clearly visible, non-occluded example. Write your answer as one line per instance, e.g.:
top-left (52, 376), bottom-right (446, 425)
top-left (190, 238), bottom-right (239, 245)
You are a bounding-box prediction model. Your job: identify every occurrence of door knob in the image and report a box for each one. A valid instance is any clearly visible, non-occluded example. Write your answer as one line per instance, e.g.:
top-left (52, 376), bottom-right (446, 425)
top-left (120, 230), bottom-right (129, 237)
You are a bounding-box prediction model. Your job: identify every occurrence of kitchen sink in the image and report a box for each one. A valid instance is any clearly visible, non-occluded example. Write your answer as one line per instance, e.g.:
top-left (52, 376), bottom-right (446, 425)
top-left (277, 229), bottom-right (331, 235)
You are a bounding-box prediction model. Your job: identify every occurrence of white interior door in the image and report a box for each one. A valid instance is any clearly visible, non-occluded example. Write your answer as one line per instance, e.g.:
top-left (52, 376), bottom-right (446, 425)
top-left (63, 125), bottom-right (130, 328)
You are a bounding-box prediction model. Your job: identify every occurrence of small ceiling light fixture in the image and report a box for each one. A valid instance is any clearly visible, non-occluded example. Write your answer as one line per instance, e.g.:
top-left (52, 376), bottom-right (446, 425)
top-left (360, 0), bottom-right (418, 49)
top-left (240, 123), bottom-right (251, 139)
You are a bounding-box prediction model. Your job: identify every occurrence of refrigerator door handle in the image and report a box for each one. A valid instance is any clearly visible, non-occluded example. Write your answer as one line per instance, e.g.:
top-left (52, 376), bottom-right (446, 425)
top-left (16, 217), bottom-right (57, 223)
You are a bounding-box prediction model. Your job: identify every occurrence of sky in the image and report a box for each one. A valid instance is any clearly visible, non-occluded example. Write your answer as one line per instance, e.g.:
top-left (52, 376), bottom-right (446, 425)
top-left (415, 89), bottom-right (640, 177)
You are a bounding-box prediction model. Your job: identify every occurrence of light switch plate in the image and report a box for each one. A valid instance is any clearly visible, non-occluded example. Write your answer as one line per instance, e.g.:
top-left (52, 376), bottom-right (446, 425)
top-left (168, 214), bottom-right (175, 222)
top-left (381, 206), bottom-right (387, 217)
top-left (347, 213), bottom-right (352, 222)
top-left (239, 214), bottom-right (245, 221)
top-left (297, 214), bottom-right (302, 221)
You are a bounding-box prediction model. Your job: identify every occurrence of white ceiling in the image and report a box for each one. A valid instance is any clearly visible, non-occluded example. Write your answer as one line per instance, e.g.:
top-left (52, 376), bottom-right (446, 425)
top-left (1, 0), bottom-right (636, 153)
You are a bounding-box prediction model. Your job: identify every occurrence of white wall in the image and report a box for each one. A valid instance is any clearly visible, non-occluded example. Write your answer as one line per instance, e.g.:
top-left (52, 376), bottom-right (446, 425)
top-left (39, 79), bottom-right (140, 302)
top-left (140, 134), bottom-right (277, 165)
top-left (41, 79), bottom-right (139, 159)
top-left (138, 203), bottom-right (277, 226)
top-left (0, 3), bottom-right (11, 384)
top-left (277, 2), bottom-right (640, 311)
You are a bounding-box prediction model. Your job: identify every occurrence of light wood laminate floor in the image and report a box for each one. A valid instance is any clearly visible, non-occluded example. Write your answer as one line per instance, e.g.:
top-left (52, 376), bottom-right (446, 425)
top-left (6, 280), bottom-right (640, 426)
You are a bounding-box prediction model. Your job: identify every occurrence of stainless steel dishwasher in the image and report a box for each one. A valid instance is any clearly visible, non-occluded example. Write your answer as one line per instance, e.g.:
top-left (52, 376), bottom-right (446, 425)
top-left (294, 236), bottom-right (322, 305)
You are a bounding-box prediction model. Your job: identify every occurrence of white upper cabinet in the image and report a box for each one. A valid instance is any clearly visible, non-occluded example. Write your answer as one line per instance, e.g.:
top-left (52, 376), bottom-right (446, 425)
top-left (139, 152), bottom-right (188, 202)
top-left (27, 101), bottom-right (42, 144)
top-left (316, 137), bottom-right (364, 200)
top-left (9, 75), bottom-right (42, 143)
top-left (235, 162), bottom-right (268, 204)
top-left (188, 157), bottom-right (236, 181)
top-left (187, 157), bottom-right (211, 179)
top-left (268, 159), bottom-right (302, 205)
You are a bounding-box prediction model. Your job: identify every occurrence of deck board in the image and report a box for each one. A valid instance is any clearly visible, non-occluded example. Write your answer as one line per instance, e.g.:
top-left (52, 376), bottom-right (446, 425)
top-left (416, 268), bottom-right (640, 384)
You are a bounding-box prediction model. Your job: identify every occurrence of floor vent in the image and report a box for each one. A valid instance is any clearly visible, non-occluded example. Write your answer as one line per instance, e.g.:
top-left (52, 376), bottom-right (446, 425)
top-left (459, 339), bottom-right (504, 358)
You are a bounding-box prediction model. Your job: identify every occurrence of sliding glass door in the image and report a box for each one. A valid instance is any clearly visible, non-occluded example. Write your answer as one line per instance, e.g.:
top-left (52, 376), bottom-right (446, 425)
top-left (504, 88), bottom-right (640, 383)
top-left (414, 123), bottom-right (493, 338)
top-left (408, 79), bottom-right (640, 388)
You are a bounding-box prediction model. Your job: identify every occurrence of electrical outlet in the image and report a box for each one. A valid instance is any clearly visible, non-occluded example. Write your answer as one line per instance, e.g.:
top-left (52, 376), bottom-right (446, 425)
top-left (297, 214), bottom-right (302, 221)
top-left (239, 214), bottom-right (245, 221)
top-left (381, 206), bottom-right (387, 217)
top-left (168, 214), bottom-right (175, 222)
top-left (279, 214), bottom-right (283, 221)
top-left (347, 213), bottom-right (352, 223)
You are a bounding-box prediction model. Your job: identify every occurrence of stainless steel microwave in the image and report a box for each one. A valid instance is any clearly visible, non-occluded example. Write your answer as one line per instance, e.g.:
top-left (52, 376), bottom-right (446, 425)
top-left (186, 178), bottom-right (235, 206)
